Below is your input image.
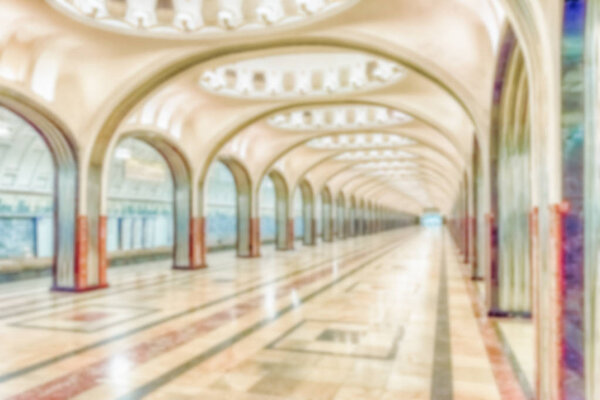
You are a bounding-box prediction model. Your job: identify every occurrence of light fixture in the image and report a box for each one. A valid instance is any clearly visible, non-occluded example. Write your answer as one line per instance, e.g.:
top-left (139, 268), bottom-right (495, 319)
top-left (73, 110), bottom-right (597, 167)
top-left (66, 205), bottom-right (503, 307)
top-left (307, 133), bottom-right (414, 149)
top-left (199, 52), bottom-right (404, 99)
top-left (47, 0), bottom-right (358, 39)
top-left (269, 105), bottom-right (411, 131)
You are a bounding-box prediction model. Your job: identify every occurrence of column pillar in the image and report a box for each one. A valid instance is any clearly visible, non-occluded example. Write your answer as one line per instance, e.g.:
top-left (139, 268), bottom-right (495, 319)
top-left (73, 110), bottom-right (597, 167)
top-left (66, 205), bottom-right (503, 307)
top-left (547, 5), bottom-right (586, 398)
top-left (177, 216), bottom-right (207, 270)
top-left (303, 193), bottom-right (316, 246)
top-left (285, 218), bottom-right (295, 250)
top-left (327, 217), bottom-right (335, 242)
top-left (56, 214), bottom-right (109, 292)
top-left (247, 217), bottom-right (261, 257)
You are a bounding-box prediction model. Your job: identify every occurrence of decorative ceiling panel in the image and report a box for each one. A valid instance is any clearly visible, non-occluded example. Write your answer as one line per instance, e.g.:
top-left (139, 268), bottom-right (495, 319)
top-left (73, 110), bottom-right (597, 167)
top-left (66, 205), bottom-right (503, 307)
top-left (200, 52), bottom-right (403, 98)
top-left (47, 0), bottom-right (358, 39)
top-left (269, 105), bottom-right (410, 130)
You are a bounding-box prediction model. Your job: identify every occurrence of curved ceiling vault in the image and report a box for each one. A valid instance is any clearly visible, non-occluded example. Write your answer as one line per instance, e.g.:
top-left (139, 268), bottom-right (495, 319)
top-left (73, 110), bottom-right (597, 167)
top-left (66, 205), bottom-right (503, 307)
top-left (1, 0), bottom-right (504, 216)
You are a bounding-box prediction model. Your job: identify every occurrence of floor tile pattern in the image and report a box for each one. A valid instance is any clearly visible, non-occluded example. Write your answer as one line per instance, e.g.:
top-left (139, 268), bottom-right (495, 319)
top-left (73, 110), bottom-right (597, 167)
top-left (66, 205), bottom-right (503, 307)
top-left (0, 228), bottom-right (530, 399)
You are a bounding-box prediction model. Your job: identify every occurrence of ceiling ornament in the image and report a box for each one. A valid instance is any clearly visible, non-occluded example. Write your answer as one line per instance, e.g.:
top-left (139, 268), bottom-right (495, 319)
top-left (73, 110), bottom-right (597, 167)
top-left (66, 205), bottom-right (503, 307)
top-left (47, 0), bottom-right (357, 38)
top-left (268, 105), bottom-right (410, 131)
top-left (308, 134), bottom-right (413, 149)
top-left (200, 52), bottom-right (403, 98)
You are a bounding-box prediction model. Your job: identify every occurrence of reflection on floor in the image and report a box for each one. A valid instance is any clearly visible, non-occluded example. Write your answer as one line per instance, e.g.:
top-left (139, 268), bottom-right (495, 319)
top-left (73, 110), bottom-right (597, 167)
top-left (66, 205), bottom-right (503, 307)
top-left (0, 228), bottom-right (530, 400)
top-left (473, 264), bottom-right (535, 397)
top-left (496, 320), bottom-right (535, 393)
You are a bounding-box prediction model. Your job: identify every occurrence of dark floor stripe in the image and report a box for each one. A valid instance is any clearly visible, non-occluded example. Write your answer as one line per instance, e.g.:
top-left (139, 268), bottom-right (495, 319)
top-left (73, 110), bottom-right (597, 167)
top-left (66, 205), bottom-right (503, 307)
top-left (117, 241), bottom-right (403, 400)
top-left (431, 234), bottom-right (453, 400)
top-left (492, 322), bottom-right (535, 399)
top-left (0, 236), bottom-right (398, 384)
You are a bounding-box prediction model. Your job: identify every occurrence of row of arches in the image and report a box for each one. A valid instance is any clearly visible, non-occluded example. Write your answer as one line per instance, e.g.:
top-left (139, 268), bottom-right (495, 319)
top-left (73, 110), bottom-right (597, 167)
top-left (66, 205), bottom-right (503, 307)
top-left (449, 24), bottom-right (537, 396)
top-left (448, 5), bottom-right (600, 397)
top-left (0, 96), bottom-right (414, 291)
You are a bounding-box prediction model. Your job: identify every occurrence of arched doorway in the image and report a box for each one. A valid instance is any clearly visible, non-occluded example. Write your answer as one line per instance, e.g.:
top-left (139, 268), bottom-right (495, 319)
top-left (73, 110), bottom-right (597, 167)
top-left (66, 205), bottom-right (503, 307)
top-left (0, 96), bottom-right (79, 291)
top-left (267, 171), bottom-right (291, 251)
top-left (489, 30), bottom-right (532, 317)
top-left (259, 174), bottom-right (277, 249)
top-left (205, 161), bottom-right (237, 251)
top-left (219, 158), bottom-right (254, 257)
top-left (293, 187), bottom-right (304, 246)
top-left (367, 201), bottom-right (374, 234)
top-left (315, 192), bottom-right (322, 242)
top-left (298, 180), bottom-right (315, 245)
top-left (104, 134), bottom-right (193, 273)
top-left (484, 25), bottom-right (536, 400)
top-left (358, 199), bottom-right (366, 235)
top-left (0, 107), bottom-right (55, 268)
top-left (349, 195), bottom-right (357, 237)
top-left (106, 138), bottom-right (174, 267)
top-left (336, 192), bottom-right (346, 239)
top-left (321, 187), bottom-right (333, 242)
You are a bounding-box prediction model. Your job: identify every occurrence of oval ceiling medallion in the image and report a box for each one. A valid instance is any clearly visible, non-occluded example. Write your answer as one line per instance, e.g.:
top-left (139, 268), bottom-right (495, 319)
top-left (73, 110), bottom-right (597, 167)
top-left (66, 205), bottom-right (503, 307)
top-left (307, 133), bottom-right (414, 149)
top-left (200, 52), bottom-right (404, 98)
top-left (268, 105), bottom-right (410, 131)
top-left (47, 0), bottom-right (358, 39)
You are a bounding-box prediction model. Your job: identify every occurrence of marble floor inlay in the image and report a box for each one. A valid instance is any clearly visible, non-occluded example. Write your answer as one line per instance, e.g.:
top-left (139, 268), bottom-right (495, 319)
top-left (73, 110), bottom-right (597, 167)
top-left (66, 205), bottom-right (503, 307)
top-left (267, 320), bottom-right (404, 359)
top-left (0, 228), bottom-right (528, 399)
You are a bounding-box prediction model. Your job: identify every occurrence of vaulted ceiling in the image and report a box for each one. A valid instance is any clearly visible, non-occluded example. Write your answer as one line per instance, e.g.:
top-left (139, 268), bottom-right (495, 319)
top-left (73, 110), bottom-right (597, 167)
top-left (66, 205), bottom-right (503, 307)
top-left (0, 0), bottom-right (505, 215)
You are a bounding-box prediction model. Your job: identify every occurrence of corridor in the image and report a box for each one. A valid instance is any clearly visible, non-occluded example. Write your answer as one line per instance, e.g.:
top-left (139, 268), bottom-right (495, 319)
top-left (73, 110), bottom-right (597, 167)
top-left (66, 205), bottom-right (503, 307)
top-left (3, 0), bottom-right (600, 398)
top-left (0, 229), bottom-right (529, 400)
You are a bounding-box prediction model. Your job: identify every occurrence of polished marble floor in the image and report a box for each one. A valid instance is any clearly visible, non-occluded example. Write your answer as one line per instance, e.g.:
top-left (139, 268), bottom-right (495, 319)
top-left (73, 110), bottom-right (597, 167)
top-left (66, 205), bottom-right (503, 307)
top-left (0, 228), bottom-right (530, 399)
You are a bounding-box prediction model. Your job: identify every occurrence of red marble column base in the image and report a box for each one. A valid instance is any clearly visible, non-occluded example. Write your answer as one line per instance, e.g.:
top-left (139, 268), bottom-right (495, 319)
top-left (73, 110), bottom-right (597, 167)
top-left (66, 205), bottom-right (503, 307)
top-left (245, 217), bottom-right (261, 258)
top-left (52, 215), bottom-right (109, 293)
top-left (285, 219), bottom-right (295, 250)
top-left (52, 284), bottom-right (109, 293)
top-left (306, 219), bottom-right (317, 245)
top-left (486, 212), bottom-right (499, 313)
top-left (176, 217), bottom-right (208, 270)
